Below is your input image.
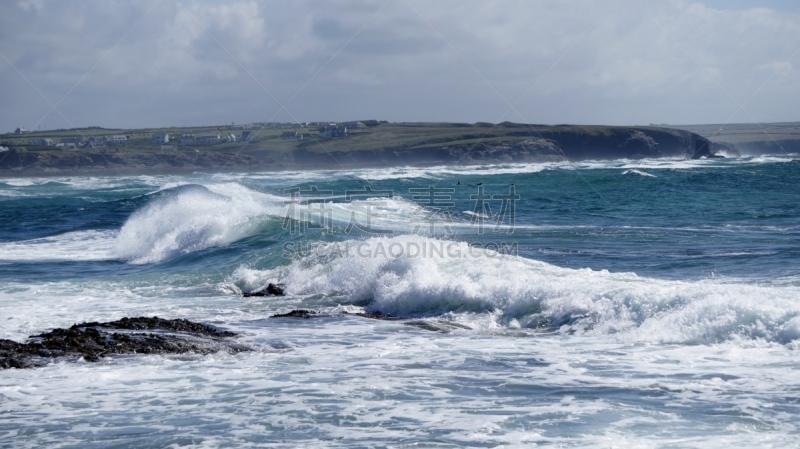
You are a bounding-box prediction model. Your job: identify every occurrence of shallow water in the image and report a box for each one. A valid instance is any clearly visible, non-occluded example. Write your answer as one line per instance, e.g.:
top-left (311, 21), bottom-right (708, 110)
top-left (1, 155), bottom-right (800, 447)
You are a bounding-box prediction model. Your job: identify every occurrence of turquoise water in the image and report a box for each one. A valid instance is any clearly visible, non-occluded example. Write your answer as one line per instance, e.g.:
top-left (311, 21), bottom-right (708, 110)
top-left (1, 156), bottom-right (800, 447)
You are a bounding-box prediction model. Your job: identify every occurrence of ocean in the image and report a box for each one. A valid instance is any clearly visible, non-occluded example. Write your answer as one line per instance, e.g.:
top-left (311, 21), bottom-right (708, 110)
top-left (1, 155), bottom-right (800, 447)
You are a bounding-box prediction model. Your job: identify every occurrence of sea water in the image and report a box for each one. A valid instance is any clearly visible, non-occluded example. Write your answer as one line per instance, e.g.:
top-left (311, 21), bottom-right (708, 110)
top-left (1, 156), bottom-right (800, 447)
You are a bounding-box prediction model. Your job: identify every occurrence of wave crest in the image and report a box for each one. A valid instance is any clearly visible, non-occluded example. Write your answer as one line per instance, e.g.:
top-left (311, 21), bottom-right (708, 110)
top-left (114, 184), bottom-right (281, 264)
top-left (232, 234), bottom-right (800, 345)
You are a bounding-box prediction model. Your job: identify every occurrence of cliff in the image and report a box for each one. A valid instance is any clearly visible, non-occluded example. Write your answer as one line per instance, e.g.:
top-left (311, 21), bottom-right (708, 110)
top-left (0, 123), bottom-right (717, 177)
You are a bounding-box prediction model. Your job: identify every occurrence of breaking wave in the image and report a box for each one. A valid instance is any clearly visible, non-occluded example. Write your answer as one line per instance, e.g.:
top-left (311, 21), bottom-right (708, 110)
top-left (231, 234), bottom-right (800, 346)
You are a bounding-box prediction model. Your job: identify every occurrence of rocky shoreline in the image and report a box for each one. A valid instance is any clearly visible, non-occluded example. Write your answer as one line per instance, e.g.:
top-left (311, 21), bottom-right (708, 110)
top-left (0, 317), bottom-right (247, 369)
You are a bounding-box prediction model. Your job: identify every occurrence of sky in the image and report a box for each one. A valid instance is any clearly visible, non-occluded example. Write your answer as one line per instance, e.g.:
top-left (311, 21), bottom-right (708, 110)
top-left (1, 0), bottom-right (799, 131)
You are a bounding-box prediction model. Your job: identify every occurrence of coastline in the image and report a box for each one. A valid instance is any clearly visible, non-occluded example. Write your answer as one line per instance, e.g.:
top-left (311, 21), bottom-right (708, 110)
top-left (0, 122), bottom-right (718, 178)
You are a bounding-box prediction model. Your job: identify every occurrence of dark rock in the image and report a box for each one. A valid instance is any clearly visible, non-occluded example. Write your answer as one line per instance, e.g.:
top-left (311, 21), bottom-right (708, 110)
top-left (271, 309), bottom-right (318, 319)
top-left (0, 316), bottom-right (244, 369)
top-left (691, 137), bottom-right (715, 159)
top-left (346, 311), bottom-right (403, 321)
top-left (404, 320), bottom-right (473, 334)
top-left (243, 283), bottom-right (285, 297)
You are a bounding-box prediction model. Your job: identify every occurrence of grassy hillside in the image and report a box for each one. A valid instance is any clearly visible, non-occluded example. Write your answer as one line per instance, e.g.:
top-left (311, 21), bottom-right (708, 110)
top-left (666, 122), bottom-right (800, 155)
top-left (0, 121), bottom-right (712, 176)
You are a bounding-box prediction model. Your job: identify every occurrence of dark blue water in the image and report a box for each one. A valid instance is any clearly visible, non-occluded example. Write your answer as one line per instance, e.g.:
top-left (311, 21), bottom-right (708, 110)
top-left (2, 156), bottom-right (800, 447)
top-left (2, 157), bottom-right (798, 283)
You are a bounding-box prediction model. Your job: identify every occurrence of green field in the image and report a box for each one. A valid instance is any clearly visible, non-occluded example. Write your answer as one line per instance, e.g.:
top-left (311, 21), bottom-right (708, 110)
top-left (667, 122), bottom-right (800, 154)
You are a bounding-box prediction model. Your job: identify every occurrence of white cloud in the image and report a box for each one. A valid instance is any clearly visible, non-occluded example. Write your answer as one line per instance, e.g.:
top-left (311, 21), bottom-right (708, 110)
top-left (0, 0), bottom-right (798, 130)
top-left (17, 0), bottom-right (43, 12)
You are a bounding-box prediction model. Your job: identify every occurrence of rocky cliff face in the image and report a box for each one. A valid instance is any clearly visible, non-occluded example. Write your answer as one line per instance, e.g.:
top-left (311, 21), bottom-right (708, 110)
top-left (515, 126), bottom-right (709, 160)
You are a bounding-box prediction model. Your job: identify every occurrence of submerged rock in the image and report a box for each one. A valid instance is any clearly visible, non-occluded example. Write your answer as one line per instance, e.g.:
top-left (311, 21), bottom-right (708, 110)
top-left (0, 317), bottom-right (246, 370)
top-left (271, 309), bottom-right (318, 319)
top-left (403, 320), bottom-right (473, 334)
top-left (350, 311), bottom-right (402, 321)
top-left (243, 283), bottom-right (285, 297)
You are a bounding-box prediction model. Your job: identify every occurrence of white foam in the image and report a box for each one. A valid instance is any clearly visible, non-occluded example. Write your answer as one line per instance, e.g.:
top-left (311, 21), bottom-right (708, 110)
top-left (0, 230), bottom-right (117, 262)
top-left (230, 234), bottom-right (800, 345)
top-left (113, 183), bottom-right (286, 264)
top-left (621, 169), bottom-right (657, 177)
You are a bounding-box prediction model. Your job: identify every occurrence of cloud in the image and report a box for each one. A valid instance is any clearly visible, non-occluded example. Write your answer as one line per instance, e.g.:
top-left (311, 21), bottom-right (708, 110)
top-left (0, 0), bottom-right (798, 130)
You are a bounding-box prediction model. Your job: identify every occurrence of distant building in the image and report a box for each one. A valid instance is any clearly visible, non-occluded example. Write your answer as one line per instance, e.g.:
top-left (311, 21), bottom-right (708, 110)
top-left (225, 133), bottom-right (236, 142)
top-left (161, 144), bottom-right (177, 151)
top-left (282, 131), bottom-right (303, 140)
top-left (151, 132), bottom-right (169, 144)
top-left (241, 131), bottom-right (256, 141)
top-left (343, 121), bottom-right (366, 129)
top-left (14, 127), bottom-right (27, 134)
top-left (199, 133), bottom-right (220, 143)
top-left (318, 125), bottom-right (348, 138)
top-left (28, 138), bottom-right (54, 146)
top-left (60, 137), bottom-right (82, 144)
top-left (229, 123), bottom-right (253, 130)
top-left (84, 136), bottom-right (106, 148)
top-left (110, 135), bottom-right (127, 144)
top-left (181, 134), bottom-right (196, 143)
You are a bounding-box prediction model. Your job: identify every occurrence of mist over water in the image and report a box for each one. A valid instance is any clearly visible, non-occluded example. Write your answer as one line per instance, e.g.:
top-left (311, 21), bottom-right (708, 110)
top-left (2, 156), bottom-right (800, 446)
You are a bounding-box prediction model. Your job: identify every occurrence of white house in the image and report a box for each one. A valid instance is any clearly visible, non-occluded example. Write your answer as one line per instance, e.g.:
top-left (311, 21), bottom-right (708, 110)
top-left (318, 126), bottom-right (348, 138)
top-left (151, 132), bottom-right (169, 144)
top-left (282, 131), bottom-right (303, 140)
top-left (226, 133), bottom-right (236, 142)
top-left (110, 135), bottom-right (127, 144)
top-left (199, 133), bottom-right (220, 143)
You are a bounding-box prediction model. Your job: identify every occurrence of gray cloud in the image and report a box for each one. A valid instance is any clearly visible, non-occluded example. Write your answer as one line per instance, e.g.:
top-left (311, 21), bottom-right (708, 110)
top-left (1, 0), bottom-right (799, 131)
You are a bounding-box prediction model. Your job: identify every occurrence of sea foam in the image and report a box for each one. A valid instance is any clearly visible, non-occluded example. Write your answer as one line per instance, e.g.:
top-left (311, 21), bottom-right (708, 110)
top-left (232, 234), bottom-right (800, 345)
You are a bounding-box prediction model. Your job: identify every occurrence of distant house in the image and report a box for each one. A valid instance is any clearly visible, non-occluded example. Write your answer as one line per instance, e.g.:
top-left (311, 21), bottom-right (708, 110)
top-left (60, 137), bottom-right (82, 144)
top-left (85, 136), bottom-right (106, 148)
top-left (14, 127), bottom-right (27, 134)
top-left (241, 131), bottom-right (256, 141)
top-left (28, 138), bottom-right (54, 146)
top-left (151, 132), bottom-right (169, 144)
top-left (199, 133), bottom-right (220, 143)
top-left (57, 142), bottom-right (77, 149)
top-left (318, 126), bottom-right (348, 138)
top-left (282, 131), bottom-right (303, 140)
top-left (110, 135), bottom-right (127, 144)
top-left (180, 134), bottom-right (196, 143)
top-left (225, 133), bottom-right (236, 142)
top-left (161, 144), bottom-right (177, 151)
top-left (343, 121), bottom-right (366, 129)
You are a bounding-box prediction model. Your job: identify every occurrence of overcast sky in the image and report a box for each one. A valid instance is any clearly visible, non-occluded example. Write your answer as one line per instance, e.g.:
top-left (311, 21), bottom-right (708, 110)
top-left (1, 0), bottom-right (799, 131)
